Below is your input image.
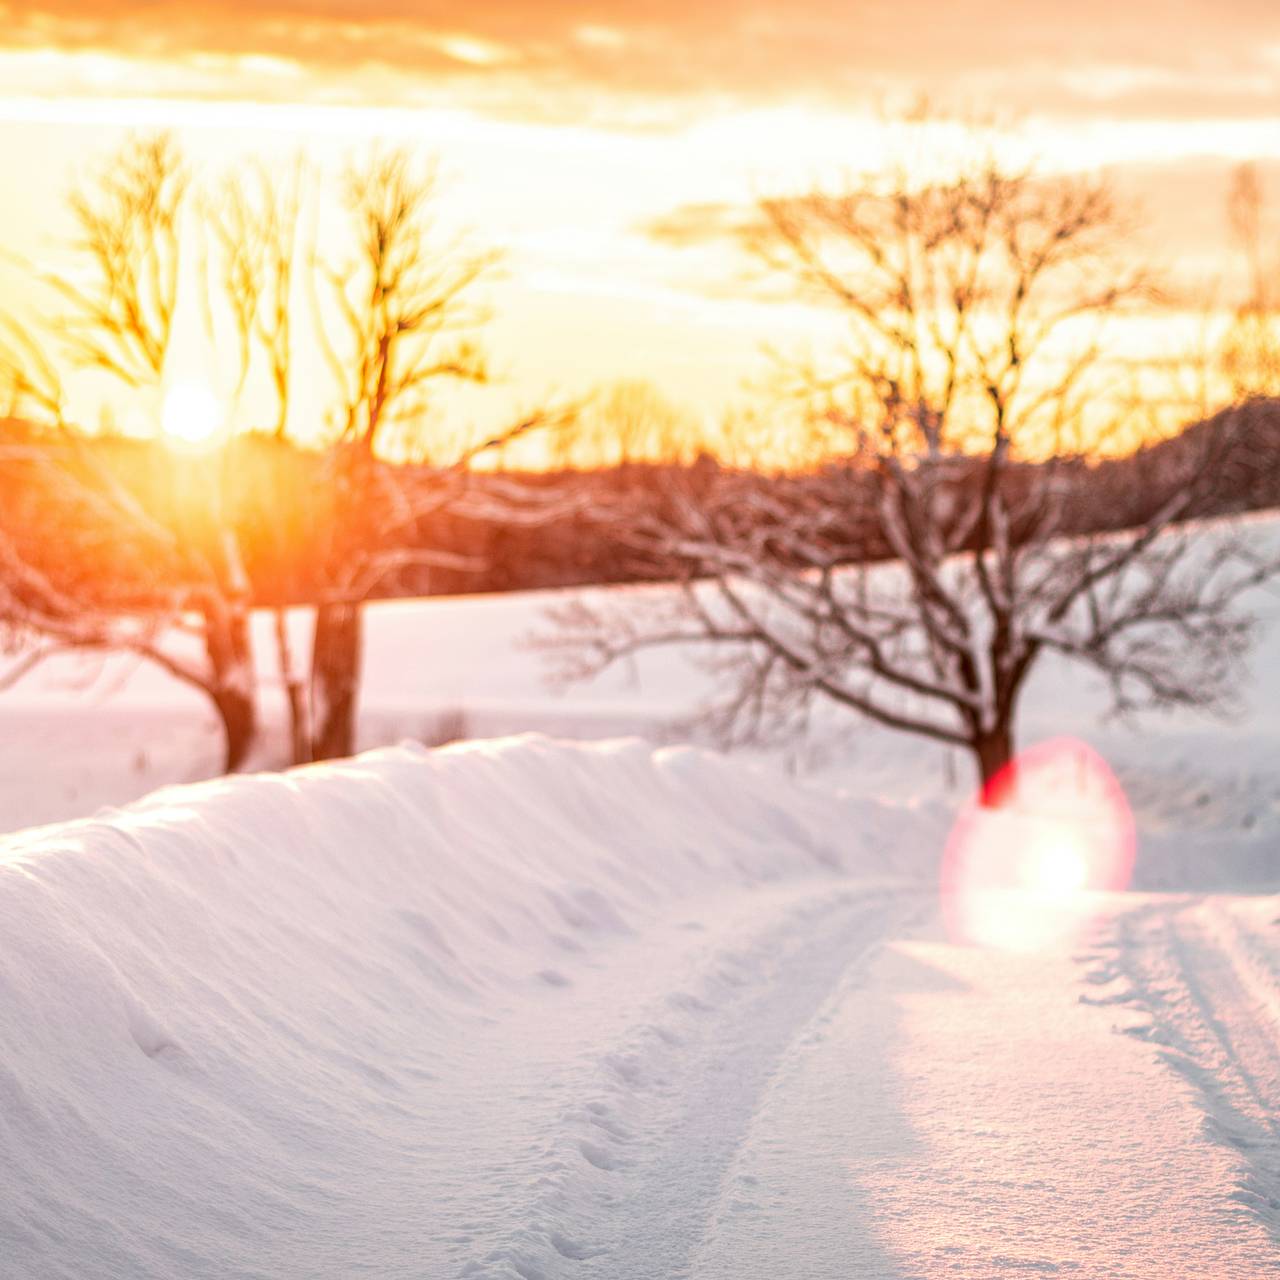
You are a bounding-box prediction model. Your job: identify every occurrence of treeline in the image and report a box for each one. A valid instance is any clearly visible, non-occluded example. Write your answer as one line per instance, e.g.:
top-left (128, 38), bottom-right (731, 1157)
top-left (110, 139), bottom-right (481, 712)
top-left (5, 396), bottom-right (1277, 609)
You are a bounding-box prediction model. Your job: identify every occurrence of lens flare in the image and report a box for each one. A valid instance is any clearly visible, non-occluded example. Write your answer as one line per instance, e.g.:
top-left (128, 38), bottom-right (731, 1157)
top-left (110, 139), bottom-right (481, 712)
top-left (1026, 835), bottom-right (1090, 895)
top-left (941, 738), bottom-right (1134, 951)
top-left (161, 381), bottom-right (225, 449)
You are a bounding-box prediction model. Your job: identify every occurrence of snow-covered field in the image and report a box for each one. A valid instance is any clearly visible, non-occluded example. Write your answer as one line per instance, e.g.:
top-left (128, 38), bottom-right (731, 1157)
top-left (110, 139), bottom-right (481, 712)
top-left (1, 523), bottom-right (1279, 1276)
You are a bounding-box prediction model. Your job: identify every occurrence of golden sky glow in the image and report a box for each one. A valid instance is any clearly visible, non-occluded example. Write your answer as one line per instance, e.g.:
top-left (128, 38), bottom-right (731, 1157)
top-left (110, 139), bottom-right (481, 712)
top-left (1, 2), bottom-right (1279, 453)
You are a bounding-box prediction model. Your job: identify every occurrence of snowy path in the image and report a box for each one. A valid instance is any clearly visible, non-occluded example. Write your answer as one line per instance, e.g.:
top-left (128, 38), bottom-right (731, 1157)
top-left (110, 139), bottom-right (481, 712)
top-left (684, 895), bottom-right (1279, 1279)
top-left (456, 881), bottom-right (922, 1278)
top-left (1101, 898), bottom-right (1280, 1244)
top-left (468, 889), bottom-right (1280, 1279)
top-left (4, 740), bottom-right (1280, 1278)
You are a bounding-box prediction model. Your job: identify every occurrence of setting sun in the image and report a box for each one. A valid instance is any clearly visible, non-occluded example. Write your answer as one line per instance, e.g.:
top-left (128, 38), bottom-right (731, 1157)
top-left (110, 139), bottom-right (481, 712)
top-left (160, 381), bottom-right (225, 449)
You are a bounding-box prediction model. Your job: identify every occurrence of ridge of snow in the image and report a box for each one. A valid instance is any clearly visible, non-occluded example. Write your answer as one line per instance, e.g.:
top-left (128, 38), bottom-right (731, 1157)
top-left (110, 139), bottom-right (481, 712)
top-left (0, 734), bottom-right (919, 1278)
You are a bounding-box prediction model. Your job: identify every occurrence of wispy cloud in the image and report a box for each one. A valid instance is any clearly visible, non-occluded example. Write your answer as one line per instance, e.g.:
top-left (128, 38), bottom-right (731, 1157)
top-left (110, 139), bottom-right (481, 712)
top-left (5, 1), bottom-right (1279, 125)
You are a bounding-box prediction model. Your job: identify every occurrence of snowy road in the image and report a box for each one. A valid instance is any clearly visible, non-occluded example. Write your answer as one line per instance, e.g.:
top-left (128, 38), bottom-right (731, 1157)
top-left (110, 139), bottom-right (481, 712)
top-left (466, 885), bottom-right (1280, 1278)
top-left (4, 742), bottom-right (1280, 1278)
top-left (469, 883), bottom-right (924, 1279)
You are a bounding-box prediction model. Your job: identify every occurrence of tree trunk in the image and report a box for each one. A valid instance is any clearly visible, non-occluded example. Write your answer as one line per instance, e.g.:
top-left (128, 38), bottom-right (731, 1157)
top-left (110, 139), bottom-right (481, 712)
top-left (274, 607), bottom-right (311, 766)
top-left (205, 607), bottom-right (257, 773)
top-left (973, 720), bottom-right (1015, 802)
top-left (212, 679), bottom-right (256, 773)
top-left (310, 601), bottom-right (363, 761)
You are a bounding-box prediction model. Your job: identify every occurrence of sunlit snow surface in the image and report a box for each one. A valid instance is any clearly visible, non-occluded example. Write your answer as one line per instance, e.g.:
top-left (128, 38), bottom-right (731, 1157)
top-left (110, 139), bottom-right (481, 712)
top-left (0, 738), bottom-right (887, 1277)
top-left (0, 516), bottom-right (1279, 1276)
top-left (1, 736), bottom-right (1278, 1277)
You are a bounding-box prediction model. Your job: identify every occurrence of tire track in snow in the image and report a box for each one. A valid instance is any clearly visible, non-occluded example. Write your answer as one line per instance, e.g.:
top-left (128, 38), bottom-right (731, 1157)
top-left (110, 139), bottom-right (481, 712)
top-left (464, 883), bottom-right (918, 1279)
top-left (691, 894), bottom-right (1277, 1278)
top-left (1097, 896), bottom-right (1280, 1242)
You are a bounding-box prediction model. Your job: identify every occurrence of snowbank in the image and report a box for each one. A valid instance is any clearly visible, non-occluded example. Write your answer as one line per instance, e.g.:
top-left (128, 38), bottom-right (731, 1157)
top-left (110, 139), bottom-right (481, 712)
top-left (0, 735), bottom-right (911, 1279)
top-left (2, 515), bottom-right (1277, 887)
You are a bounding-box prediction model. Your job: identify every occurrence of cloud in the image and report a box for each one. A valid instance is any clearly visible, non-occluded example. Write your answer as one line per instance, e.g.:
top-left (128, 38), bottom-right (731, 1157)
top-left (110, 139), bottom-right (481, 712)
top-left (641, 200), bottom-right (756, 249)
top-left (4, 1), bottom-right (1280, 124)
top-left (639, 154), bottom-right (1280, 320)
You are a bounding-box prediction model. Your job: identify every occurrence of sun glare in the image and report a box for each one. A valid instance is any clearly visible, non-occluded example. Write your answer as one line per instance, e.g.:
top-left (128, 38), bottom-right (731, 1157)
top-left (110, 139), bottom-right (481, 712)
top-left (161, 382), bottom-right (225, 449)
top-left (1025, 835), bottom-right (1091, 896)
top-left (940, 739), bottom-right (1135, 952)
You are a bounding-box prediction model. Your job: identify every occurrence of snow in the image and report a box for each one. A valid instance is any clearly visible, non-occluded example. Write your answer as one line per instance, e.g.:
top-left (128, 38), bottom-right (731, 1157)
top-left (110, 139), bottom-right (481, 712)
top-left (5, 512), bottom-right (1279, 854)
top-left (3, 735), bottom-right (1278, 1274)
top-left (0, 737), bottom-right (898, 1278)
top-left (1, 517), bottom-right (1279, 1275)
top-left (688, 919), bottom-right (1275, 1277)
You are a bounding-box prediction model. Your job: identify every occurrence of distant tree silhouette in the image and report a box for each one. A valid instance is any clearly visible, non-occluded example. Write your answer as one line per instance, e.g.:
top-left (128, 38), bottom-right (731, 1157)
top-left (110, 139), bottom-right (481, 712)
top-left (1222, 163), bottom-right (1280, 399)
top-left (551, 380), bottom-right (706, 468)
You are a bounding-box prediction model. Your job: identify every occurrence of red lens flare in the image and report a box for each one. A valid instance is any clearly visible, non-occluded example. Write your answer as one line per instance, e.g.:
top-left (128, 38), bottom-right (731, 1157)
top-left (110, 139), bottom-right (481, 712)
top-left (940, 738), bottom-right (1135, 951)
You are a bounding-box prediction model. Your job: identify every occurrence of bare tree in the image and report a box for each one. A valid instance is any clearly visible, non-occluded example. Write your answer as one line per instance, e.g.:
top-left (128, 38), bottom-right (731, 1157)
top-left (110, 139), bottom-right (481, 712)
top-left (303, 150), bottom-right (576, 761)
top-left (48, 134), bottom-right (186, 390)
top-left (0, 135), bottom-right (259, 770)
top-left (299, 152), bottom-right (489, 759)
top-left (203, 148), bottom-right (567, 765)
top-left (0, 416), bottom-right (258, 773)
top-left (0, 135), bottom-right (578, 775)
top-left (551, 380), bottom-right (706, 468)
top-left (205, 160), bottom-right (312, 762)
top-left (550, 144), bottom-right (1278, 789)
top-left (1221, 163), bottom-right (1280, 399)
top-left (0, 436), bottom-right (195, 704)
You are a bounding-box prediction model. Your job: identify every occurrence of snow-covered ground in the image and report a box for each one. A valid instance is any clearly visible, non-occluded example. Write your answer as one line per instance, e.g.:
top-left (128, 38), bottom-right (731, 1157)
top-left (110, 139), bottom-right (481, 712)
top-left (4, 557), bottom-right (1277, 886)
top-left (1, 521), bottom-right (1279, 1276)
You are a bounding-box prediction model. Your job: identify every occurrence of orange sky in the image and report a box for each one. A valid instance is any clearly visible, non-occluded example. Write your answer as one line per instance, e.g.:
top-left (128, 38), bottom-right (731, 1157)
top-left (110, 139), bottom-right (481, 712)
top-left (5, 1), bottom-right (1279, 120)
top-left (1, 2), bottom-right (1279, 452)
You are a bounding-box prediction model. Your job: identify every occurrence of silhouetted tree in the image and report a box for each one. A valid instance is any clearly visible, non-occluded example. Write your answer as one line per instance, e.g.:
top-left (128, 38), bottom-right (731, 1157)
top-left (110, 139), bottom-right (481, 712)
top-left (551, 137), bottom-right (1279, 788)
top-left (206, 159), bottom-right (312, 761)
top-left (304, 153), bottom-right (493, 759)
top-left (0, 135), bottom-right (257, 770)
top-left (1221, 162), bottom-right (1280, 399)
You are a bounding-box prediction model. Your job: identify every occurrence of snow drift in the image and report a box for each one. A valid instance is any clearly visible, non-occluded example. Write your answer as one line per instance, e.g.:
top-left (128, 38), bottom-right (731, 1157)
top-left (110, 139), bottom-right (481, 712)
top-left (0, 735), bottom-right (911, 1279)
